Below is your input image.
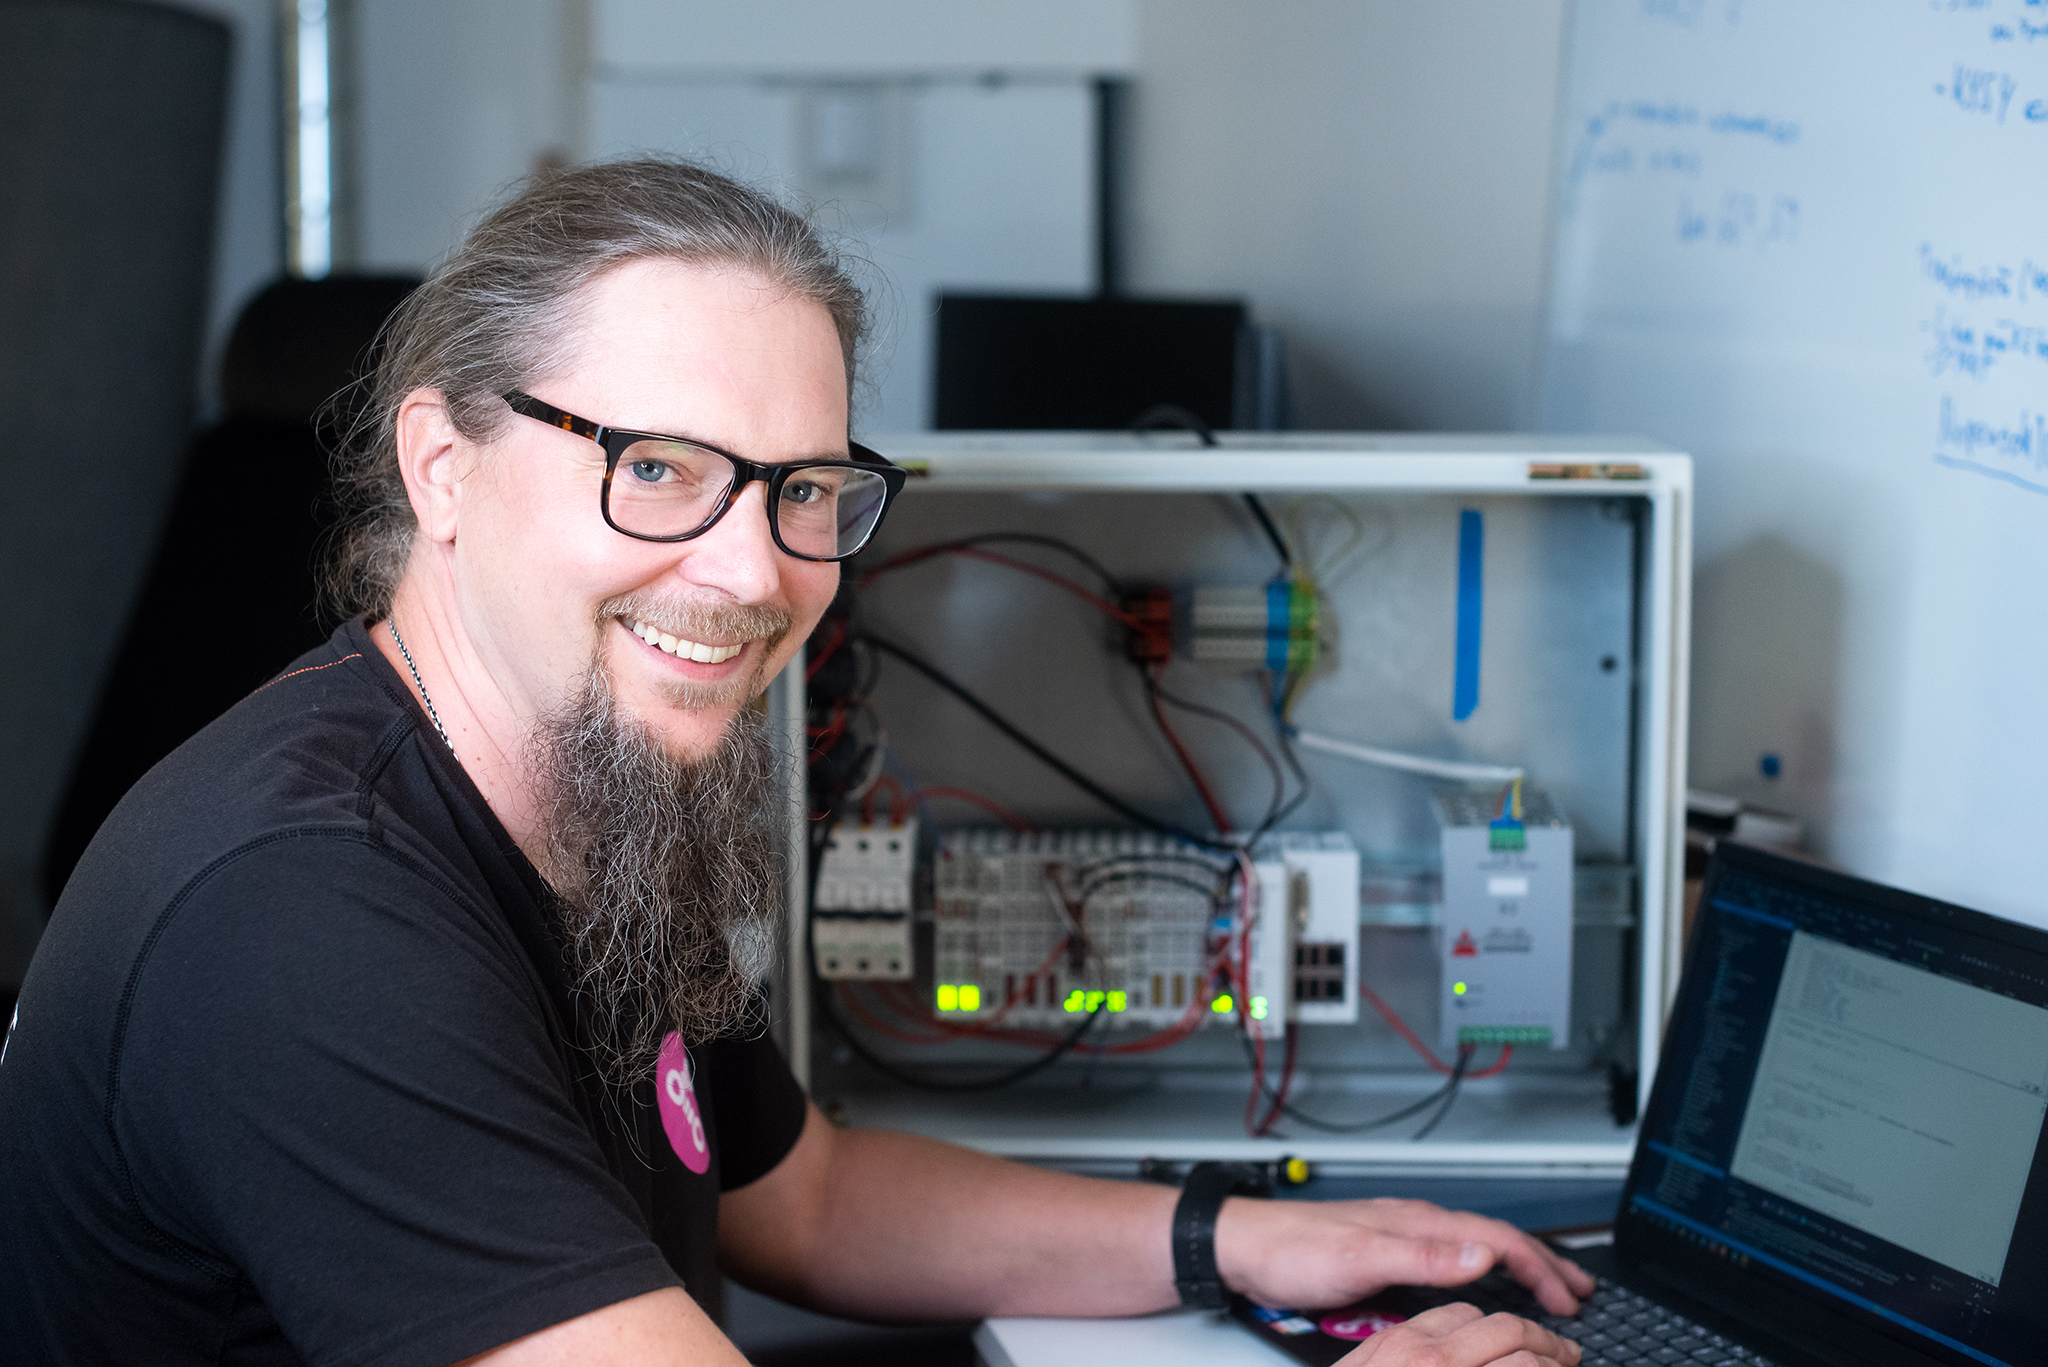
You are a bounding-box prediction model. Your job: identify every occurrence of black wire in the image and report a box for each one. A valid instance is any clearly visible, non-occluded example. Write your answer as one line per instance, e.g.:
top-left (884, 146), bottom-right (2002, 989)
top-left (1241, 493), bottom-right (1292, 571)
top-left (1129, 403), bottom-right (1218, 447)
top-left (805, 812), bottom-right (1109, 1092)
top-left (858, 634), bottom-right (1230, 850)
top-left (1410, 1045), bottom-right (1475, 1140)
top-left (869, 533), bottom-right (1124, 596)
top-left (819, 985), bottom-right (1108, 1093)
top-left (1258, 727), bottom-right (1313, 837)
top-left (1143, 670), bottom-right (1287, 837)
top-left (1238, 1035), bottom-right (1467, 1135)
top-left (1075, 851), bottom-right (1234, 883)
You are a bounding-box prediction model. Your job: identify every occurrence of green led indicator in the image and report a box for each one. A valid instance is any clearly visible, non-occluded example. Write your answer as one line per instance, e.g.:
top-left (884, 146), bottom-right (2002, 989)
top-left (1063, 989), bottom-right (1085, 1013)
top-left (1453, 981), bottom-right (1468, 996)
top-left (958, 984), bottom-right (981, 1011)
top-left (1212, 993), bottom-right (1234, 1014)
top-left (936, 984), bottom-right (958, 1011)
top-left (1250, 996), bottom-right (1269, 1020)
top-left (1107, 990), bottom-right (1128, 1012)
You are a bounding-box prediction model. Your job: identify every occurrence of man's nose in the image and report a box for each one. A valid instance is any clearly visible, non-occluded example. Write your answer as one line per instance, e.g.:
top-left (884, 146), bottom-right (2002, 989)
top-left (671, 478), bottom-right (785, 603)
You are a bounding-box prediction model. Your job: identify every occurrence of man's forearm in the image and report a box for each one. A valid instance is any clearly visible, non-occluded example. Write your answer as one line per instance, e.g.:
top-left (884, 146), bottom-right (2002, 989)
top-left (720, 1106), bottom-right (1594, 1331)
top-left (720, 1111), bottom-right (1181, 1321)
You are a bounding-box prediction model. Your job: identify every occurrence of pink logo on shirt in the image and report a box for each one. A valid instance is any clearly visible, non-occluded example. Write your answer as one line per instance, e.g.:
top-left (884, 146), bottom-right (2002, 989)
top-left (656, 1032), bottom-right (710, 1174)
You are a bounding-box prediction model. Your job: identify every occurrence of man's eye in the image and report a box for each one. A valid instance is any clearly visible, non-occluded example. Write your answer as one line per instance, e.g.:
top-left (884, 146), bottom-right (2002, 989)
top-left (783, 479), bottom-right (829, 505)
top-left (627, 459), bottom-right (671, 484)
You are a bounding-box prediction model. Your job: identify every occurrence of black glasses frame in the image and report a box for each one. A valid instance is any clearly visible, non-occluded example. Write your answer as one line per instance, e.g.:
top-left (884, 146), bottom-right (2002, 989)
top-left (502, 390), bottom-right (906, 562)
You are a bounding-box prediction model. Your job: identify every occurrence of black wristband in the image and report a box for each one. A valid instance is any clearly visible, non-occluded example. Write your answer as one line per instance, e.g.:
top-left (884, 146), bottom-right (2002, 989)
top-left (1171, 1161), bottom-right (1271, 1309)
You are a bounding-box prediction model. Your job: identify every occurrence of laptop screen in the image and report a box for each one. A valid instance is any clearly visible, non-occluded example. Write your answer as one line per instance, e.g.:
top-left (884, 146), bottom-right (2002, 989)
top-left (1619, 844), bottom-right (2048, 1367)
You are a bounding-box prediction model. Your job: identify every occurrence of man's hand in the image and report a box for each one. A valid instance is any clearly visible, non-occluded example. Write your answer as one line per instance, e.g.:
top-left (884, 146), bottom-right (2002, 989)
top-left (1215, 1196), bottom-right (1595, 1315)
top-left (1338, 1303), bottom-right (1582, 1367)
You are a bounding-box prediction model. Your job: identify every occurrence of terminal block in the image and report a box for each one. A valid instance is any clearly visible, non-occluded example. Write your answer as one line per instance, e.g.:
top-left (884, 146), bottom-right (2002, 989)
top-left (931, 829), bottom-right (1219, 1028)
top-left (1189, 581), bottom-right (1320, 673)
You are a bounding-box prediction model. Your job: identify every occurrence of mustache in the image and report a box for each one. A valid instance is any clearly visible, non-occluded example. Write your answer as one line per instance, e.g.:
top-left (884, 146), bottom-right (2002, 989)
top-left (600, 590), bottom-right (792, 649)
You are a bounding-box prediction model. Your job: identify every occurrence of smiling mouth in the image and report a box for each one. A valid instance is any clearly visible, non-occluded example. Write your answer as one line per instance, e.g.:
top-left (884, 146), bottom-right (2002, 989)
top-left (623, 617), bottom-right (745, 664)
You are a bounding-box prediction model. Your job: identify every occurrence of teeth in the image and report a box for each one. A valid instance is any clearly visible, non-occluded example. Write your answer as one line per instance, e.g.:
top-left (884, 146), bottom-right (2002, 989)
top-left (626, 619), bottom-right (742, 665)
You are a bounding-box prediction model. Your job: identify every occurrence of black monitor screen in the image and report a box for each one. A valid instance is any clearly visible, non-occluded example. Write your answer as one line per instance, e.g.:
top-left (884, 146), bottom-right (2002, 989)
top-left (932, 293), bottom-right (1246, 431)
top-left (1621, 845), bottom-right (2048, 1366)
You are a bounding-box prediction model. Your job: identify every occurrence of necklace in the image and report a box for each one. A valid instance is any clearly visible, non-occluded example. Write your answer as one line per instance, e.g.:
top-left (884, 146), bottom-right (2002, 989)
top-left (388, 619), bottom-right (455, 753)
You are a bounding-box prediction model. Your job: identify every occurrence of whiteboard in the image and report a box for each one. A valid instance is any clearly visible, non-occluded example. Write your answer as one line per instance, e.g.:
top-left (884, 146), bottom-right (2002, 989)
top-left (1540, 0), bottom-right (2048, 926)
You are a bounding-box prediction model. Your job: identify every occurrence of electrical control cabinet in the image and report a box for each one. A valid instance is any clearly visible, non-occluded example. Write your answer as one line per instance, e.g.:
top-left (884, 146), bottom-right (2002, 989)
top-left (763, 433), bottom-right (1691, 1176)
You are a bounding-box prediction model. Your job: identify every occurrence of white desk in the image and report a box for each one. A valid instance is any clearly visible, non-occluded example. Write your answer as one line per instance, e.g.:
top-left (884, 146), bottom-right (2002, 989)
top-left (974, 1309), bottom-right (1299, 1367)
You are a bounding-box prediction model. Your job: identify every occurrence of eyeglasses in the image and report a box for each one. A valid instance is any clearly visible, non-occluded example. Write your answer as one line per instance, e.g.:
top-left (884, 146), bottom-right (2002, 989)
top-left (502, 390), bottom-right (906, 562)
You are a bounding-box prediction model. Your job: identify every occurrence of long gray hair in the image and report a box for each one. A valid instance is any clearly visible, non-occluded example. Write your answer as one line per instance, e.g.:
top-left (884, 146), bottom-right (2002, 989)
top-left (324, 157), bottom-right (868, 620)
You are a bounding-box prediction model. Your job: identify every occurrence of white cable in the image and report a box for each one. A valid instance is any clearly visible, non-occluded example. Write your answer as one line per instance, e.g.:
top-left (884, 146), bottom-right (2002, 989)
top-left (1291, 728), bottom-right (1524, 784)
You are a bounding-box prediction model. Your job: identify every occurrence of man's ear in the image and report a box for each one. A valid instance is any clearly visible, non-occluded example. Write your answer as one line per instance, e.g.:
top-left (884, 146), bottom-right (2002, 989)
top-left (394, 388), bottom-right (469, 544)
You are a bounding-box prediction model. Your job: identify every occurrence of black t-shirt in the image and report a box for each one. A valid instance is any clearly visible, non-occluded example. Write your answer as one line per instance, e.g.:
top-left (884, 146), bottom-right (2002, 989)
top-left (0, 620), bottom-right (808, 1367)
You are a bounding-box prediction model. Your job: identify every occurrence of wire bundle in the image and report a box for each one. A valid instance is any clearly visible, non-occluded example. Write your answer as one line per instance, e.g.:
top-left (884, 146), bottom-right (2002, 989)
top-left (803, 517), bottom-right (1512, 1136)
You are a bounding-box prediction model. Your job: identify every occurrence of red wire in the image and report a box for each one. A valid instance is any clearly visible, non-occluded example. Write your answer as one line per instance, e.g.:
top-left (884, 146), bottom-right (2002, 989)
top-left (860, 775), bottom-right (909, 826)
top-left (1254, 1025), bottom-right (1299, 1137)
top-left (859, 541), bottom-right (1255, 835)
top-left (839, 857), bottom-right (1260, 1067)
top-left (1149, 678), bottom-right (1285, 813)
top-left (807, 700), bottom-right (848, 763)
top-left (1357, 978), bottom-right (1515, 1079)
top-left (1146, 665), bottom-right (1232, 833)
top-left (860, 545), bottom-right (1150, 634)
top-left (805, 617), bottom-right (849, 683)
top-left (1358, 978), bottom-right (1460, 1076)
top-left (918, 785), bottom-right (1034, 833)
top-left (835, 982), bottom-right (957, 1044)
top-left (858, 939), bottom-right (1229, 1056)
top-left (1467, 1044), bottom-right (1514, 1080)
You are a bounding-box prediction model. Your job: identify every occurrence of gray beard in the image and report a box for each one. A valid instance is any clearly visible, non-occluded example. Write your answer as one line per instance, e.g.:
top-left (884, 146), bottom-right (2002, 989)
top-left (530, 663), bottom-right (782, 1090)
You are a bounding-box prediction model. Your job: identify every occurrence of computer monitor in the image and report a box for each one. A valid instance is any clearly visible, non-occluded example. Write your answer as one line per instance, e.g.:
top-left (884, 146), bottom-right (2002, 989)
top-left (931, 293), bottom-right (1256, 432)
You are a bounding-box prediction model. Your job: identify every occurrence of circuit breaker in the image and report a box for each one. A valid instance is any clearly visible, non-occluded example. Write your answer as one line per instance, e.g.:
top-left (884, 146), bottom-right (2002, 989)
top-left (1435, 790), bottom-right (1573, 1051)
top-left (812, 819), bottom-right (917, 980)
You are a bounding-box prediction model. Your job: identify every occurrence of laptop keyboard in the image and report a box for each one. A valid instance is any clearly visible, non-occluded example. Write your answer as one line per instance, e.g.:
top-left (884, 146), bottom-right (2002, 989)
top-left (1456, 1274), bottom-right (1780, 1366)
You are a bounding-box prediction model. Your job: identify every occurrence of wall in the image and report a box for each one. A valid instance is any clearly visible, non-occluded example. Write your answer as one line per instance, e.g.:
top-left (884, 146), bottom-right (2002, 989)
top-left (178, 0), bottom-right (285, 414)
top-left (594, 0), bottom-right (1133, 73)
top-left (352, 0), bottom-right (586, 271)
top-left (1126, 0), bottom-right (1570, 432)
top-left (320, 1), bottom-right (1571, 430)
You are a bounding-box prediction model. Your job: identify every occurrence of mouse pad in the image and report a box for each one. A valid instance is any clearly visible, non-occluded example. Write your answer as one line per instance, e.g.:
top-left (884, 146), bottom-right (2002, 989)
top-left (1230, 1270), bottom-right (1552, 1366)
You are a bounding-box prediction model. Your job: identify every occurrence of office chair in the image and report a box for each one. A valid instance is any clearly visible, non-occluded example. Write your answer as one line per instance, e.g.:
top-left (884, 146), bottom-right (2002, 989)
top-left (40, 275), bottom-right (419, 907)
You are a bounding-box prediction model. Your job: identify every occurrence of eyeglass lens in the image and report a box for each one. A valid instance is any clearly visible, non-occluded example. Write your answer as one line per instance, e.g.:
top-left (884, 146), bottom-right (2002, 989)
top-left (609, 438), bottom-right (891, 558)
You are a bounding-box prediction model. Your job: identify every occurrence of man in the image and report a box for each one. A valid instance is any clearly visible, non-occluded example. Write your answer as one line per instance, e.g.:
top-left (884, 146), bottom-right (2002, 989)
top-left (0, 159), bottom-right (1589, 1366)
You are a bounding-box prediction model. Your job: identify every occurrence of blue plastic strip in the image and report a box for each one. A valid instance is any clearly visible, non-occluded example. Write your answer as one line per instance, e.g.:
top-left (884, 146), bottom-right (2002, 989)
top-left (1266, 580), bottom-right (1292, 674)
top-left (1453, 510), bottom-right (1483, 720)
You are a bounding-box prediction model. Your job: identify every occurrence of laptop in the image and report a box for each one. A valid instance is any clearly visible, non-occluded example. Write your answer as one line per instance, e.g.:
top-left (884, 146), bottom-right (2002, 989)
top-left (1233, 842), bottom-right (2048, 1366)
